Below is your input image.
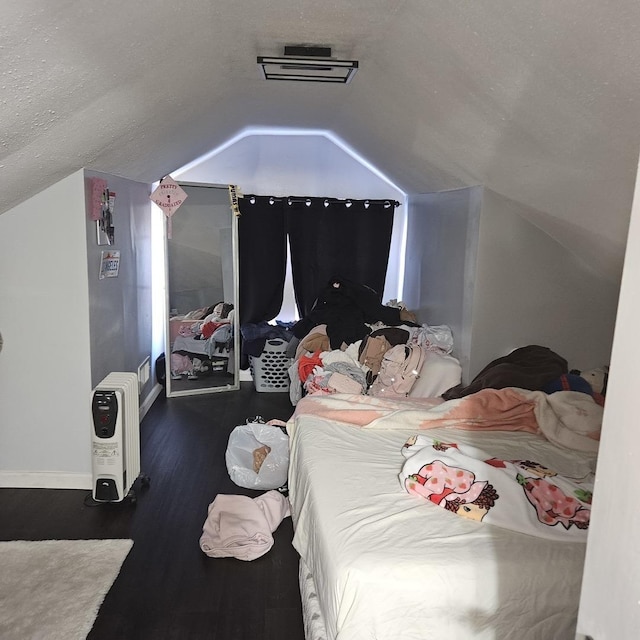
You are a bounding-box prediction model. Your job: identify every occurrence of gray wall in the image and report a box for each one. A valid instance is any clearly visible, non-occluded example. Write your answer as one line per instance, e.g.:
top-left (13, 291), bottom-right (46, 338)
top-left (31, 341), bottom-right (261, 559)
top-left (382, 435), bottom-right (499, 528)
top-left (469, 190), bottom-right (619, 376)
top-left (577, 159), bottom-right (640, 639)
top-left (0, 168), bottom-right (158, 488)
top-left (85, 171), bottom-right (154, 392)
top-left (0, 171), bottom-right (93, 487)
top-left (403, 187), bottom-right (482, 379)
top-left (403, 187), bottom-right (620, 383)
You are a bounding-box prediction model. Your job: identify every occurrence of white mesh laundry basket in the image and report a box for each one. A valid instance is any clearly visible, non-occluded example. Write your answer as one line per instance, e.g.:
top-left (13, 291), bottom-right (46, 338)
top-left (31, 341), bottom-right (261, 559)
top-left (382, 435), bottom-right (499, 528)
top-left (249, 338), bottom-right (291, 392)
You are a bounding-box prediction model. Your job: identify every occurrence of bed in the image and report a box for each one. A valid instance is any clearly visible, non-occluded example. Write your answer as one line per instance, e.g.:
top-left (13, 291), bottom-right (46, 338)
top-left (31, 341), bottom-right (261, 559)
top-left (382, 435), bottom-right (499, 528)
top-left (287, 389), bottom-right (601, 640)
top-left (169, 303), bottom-right (234, 378)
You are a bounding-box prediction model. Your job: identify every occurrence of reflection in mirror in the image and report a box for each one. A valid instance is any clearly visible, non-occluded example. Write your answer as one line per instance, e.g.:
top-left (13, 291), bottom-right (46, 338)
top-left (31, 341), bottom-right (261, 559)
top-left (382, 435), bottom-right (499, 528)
top-left (165, 182), bottom-right (239, 396)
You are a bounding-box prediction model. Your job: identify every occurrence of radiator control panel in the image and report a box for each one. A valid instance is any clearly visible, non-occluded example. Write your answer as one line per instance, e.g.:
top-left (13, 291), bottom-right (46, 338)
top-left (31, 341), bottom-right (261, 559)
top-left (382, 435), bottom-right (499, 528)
top-left (92, 390), bottom-right (118, 438)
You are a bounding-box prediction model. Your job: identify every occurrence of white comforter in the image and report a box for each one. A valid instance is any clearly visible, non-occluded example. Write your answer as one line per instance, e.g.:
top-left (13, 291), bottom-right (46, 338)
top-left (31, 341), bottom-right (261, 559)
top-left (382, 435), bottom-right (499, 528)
top-left (288, 413), bottom-right (597, 640)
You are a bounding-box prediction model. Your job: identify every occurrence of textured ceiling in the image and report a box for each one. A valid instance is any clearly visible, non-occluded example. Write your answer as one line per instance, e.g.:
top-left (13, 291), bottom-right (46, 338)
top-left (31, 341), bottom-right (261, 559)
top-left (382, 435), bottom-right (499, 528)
top-left (2, 0), bottom-right (639, 278)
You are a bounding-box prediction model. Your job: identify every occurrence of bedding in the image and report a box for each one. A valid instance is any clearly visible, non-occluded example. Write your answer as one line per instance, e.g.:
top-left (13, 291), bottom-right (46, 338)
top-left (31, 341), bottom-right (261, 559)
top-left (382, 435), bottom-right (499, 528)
top-left (169, 305), bottom-right (234, 378)
top-left (287, 390), bottom-right (600, 640)
top-left (169, 318), bottom-right (200, 342)
top-left (172, 334), bottom-right (221, 359)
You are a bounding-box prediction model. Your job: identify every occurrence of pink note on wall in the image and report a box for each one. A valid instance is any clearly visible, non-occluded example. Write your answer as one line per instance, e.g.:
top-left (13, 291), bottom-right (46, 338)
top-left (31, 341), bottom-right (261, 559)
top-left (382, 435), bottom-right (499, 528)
top-left (89, 177), bottom-right (108, 221)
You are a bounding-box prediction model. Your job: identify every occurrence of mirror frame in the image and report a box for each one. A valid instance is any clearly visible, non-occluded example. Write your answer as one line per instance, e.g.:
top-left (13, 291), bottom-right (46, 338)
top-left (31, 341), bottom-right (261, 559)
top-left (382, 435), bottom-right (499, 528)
top-left (164, 181), bottom-right (240, 397)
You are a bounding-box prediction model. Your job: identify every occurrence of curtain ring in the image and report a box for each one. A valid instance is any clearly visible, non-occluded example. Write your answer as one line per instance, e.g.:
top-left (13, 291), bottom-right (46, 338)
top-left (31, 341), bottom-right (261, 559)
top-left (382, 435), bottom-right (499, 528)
top-left (384, 200), bottom-right (391, 208)
top-left (268, 197), bottom-right (275, 205)
top-left (323, 199), bottom-right (330, 208)
top-left (345, 199), bottom-right (352, 208)
top-left (305, 198), bottom-right (312, 207)
top-left (249, 196), bottom-right (256, 205)
top-left (364, 200), bottom-right (370, 209)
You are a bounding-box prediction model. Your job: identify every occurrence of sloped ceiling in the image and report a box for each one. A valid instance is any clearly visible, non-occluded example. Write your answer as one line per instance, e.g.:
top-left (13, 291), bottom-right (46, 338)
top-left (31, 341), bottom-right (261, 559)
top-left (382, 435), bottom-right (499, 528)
top-left (2, 1), bottom-right (639, 278)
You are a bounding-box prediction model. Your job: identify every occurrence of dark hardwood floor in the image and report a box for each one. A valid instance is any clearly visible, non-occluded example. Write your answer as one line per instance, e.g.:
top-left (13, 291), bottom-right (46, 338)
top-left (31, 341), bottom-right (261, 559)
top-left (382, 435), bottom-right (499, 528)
top-left (0, 383), bottom-right (304, 640)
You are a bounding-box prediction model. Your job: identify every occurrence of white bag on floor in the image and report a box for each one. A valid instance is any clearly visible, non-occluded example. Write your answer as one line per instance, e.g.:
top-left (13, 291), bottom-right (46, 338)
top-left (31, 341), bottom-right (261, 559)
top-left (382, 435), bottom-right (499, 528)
top-left (225, 423), bottom-right (289, 489)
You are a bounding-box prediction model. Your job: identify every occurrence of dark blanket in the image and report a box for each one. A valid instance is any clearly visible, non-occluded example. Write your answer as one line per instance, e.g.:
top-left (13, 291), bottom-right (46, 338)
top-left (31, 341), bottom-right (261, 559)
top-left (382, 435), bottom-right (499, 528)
top-left (442, 345), bottom-right (568, 400)
top-left (293, 277), bottom-right (416, 349)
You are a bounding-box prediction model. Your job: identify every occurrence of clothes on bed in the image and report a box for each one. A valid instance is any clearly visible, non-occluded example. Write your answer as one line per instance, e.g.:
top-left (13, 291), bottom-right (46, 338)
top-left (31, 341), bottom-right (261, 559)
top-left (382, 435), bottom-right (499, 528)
top-left (406, 323), bottom-right (454, 354)
top-left (292, 277), bottom-right (418, 350)
top-left (200, 320), bottom-right (227, 340)
top-left (297, 343), bottom-right (370, 399)
top-left (289, 319), bottom-right (462, 405)
top-left (299, 331), bottom-right (331, 355)
top-left (442, 344), bottom-right (568, 400)
top-left (366, 326), bottom-right (410, 347)
top-left (199, 490), bottom-right (291, 561)
top-left (400, 435), bottom-right (592, 541)
top-left (357, 334), bottom-right (392, 376)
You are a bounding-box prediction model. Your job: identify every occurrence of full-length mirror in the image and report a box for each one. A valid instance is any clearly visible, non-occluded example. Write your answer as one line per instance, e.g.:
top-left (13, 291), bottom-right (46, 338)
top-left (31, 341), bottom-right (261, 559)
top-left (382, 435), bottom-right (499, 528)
top-left (165, 182), bottom-right (239, 396)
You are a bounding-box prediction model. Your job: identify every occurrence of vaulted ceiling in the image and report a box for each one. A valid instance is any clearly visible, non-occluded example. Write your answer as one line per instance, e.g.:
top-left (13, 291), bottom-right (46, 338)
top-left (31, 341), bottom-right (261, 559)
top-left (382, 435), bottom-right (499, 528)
top-left (2, 1), bottom-right (639, 279)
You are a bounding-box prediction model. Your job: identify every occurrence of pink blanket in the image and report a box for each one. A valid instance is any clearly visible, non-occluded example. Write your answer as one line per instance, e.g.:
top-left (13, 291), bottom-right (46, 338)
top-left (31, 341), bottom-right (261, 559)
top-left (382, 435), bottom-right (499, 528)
top-left (291, 387), bottom-right (602, 452)
top-left (199, 490), bottom-right (290, 561)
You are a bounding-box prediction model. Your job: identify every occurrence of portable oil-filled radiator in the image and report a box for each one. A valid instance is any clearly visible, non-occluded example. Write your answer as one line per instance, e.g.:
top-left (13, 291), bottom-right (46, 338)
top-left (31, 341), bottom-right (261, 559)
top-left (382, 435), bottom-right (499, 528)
top-left (91, 372), bottom-right (149, 503)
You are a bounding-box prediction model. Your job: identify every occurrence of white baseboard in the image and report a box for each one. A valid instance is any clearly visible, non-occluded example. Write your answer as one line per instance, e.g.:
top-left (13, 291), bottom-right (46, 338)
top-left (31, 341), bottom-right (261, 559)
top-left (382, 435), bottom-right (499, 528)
top-left (1, 384), bottom-right (163, 491)
top-left (140, 382), bottom-right (163, 419)
top-left (0, 471), bottom-right (92, 490)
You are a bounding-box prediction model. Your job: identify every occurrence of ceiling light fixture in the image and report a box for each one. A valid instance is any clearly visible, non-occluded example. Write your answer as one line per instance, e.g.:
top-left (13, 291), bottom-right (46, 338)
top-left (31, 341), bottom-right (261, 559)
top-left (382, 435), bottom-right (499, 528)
top-left (258, 45), bottom-right (358, 84)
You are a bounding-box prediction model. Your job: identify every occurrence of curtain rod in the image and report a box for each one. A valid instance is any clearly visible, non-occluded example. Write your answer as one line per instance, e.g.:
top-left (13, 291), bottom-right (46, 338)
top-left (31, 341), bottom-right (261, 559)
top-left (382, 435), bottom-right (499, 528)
top-left (169, 184), bottom-right (401, 206)
top-left (175, 181), bottom-right (230, 190)
top-left (241, 194), bottom-right (401, 207)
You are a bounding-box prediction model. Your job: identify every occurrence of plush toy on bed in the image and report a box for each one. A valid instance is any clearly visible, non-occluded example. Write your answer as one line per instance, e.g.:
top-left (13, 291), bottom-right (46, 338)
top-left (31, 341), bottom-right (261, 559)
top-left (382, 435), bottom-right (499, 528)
top-left (543, 366), bottom-right (608, 406)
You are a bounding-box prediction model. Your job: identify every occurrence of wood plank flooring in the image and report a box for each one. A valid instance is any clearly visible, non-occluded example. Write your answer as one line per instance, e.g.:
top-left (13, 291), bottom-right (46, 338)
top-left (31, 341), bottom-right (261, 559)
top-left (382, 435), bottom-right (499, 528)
top-left (0, 383), bottom-right (304, 640)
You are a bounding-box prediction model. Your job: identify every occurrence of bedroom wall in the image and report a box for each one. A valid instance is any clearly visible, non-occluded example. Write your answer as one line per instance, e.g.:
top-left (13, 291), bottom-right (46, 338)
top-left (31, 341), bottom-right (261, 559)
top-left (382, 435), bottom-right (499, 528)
top-left (468, 189), bottom-right (620, 377)
top-left (0, 171), bottom-right (94, 488)
top-left (577, 153), bottom-right (640, 640)
top-left (174, 132), bottom-right (406, 310)
top-left (0, 169), bottom-right (160, 489)
top-left (402, 187), bottom-right (482, 380)
top-left (84, 170), bottom-right (157, 398)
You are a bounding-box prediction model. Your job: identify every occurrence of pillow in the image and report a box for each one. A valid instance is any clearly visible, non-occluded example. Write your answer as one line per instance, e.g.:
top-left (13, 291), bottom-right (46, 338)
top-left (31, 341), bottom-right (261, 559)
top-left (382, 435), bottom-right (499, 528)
top-left (409, 351), bottom-right (462, 399)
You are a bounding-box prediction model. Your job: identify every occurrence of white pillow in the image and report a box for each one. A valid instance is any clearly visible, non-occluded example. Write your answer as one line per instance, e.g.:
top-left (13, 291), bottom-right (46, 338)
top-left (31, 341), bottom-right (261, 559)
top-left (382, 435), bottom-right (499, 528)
top-left (409, 351), bottom-right (462, 398)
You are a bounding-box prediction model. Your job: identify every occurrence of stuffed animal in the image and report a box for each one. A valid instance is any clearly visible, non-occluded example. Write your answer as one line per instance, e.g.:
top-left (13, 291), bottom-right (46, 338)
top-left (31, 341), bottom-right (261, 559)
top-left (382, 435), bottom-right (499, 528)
top-left (570, 367), bottom-right (609, 395)
top-left (562, 366), bottom-right (609, 406)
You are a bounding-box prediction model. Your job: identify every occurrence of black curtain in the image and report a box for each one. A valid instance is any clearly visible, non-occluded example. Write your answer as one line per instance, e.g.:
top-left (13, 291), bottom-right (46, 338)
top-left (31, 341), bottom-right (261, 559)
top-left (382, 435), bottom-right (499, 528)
top-left (237, 196), bottom-right (287, 324)
top-left (286, 198), bottom-right (395, 316)
top-left (237, 194), bottom-right (396, 322)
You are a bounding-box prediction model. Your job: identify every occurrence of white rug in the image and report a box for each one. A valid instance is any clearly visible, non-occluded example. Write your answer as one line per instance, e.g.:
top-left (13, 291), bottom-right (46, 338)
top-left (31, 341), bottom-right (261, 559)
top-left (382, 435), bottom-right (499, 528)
top-left (0, 539), bottom-right (133, 640)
